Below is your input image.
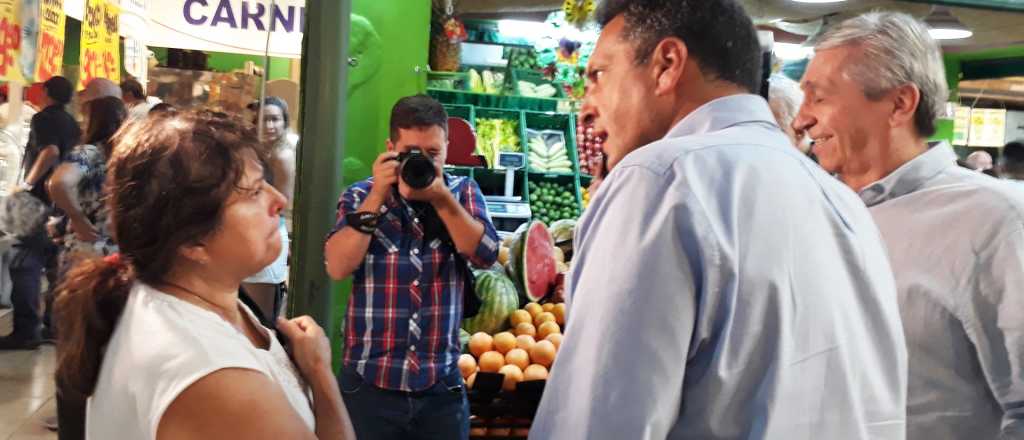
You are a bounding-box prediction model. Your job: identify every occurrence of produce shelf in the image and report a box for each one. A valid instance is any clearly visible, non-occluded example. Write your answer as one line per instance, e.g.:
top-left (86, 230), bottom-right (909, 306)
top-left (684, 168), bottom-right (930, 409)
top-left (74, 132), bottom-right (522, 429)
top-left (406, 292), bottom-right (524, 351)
top-left (525, 173), bottom-right (582, 224)
top-left (443, 104), bottom-right (475, 126)
top-left (523, 111), bottom-right (580, 176)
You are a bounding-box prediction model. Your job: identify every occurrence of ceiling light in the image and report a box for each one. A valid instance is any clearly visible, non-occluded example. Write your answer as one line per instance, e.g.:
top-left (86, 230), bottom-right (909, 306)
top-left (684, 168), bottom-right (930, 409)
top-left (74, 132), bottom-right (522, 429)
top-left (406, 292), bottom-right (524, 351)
top-left (925, 7), bottom-right (973, 40)
top-left (791, 0), bottom-right (847, 3)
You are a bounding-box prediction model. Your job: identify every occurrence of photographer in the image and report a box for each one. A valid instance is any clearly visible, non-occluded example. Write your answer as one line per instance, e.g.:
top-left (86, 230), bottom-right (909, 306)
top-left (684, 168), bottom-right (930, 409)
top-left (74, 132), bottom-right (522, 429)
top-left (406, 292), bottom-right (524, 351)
top-left (324, 95), bottom-right (499, 439)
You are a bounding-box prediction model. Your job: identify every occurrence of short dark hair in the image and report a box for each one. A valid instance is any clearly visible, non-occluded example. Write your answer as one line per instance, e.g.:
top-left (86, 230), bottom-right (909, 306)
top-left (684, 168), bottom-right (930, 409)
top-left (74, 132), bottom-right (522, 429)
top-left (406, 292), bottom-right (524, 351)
top-left (389, 95), bottom-right (448, 141)
top-left (43, 76), bottom-right (74, 105)
top-left (596, 0), bottom-right (762, 93)
top-left (1002, 140), bottom-right (1024, 177)
top-left (119, 79), bottom-right (146, 100)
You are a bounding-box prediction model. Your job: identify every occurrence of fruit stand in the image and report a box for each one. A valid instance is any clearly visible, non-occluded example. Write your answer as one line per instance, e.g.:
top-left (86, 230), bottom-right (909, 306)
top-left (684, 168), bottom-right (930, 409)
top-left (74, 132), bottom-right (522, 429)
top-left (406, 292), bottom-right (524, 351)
top-left (425, 10), bottom-right (601, 437)
top-left (459, 220), bottom-right (571, 439)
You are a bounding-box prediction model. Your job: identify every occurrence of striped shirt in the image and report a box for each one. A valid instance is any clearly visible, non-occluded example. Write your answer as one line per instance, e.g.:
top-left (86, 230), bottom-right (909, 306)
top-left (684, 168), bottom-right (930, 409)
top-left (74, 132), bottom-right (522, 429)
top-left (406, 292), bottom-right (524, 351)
top-left (328, 174), bottom-right (499, 391)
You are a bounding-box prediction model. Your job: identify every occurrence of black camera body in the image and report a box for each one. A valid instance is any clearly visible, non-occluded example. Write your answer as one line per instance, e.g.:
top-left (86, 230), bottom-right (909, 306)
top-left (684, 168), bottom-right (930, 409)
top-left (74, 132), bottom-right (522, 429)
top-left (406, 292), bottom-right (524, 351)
top-left (395, 148), bottom-right (437, 189)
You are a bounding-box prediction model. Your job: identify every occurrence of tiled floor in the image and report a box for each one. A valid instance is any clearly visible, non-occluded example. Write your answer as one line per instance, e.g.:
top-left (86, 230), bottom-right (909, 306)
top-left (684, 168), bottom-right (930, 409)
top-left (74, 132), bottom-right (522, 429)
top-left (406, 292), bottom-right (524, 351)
top-left (0, 308), bottom-right (58, 440)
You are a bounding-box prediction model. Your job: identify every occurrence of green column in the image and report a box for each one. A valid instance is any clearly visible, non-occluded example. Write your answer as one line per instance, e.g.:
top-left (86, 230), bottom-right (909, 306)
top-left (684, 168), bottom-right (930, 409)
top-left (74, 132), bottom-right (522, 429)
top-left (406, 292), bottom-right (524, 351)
top-left (290, 0), bottom-right (351, 346)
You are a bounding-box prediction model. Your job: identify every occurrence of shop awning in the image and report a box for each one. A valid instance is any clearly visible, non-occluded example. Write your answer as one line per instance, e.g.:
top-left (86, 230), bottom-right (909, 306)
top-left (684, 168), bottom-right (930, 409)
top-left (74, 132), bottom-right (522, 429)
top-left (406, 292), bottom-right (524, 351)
top-left (142, 0), bottom-right (305, 58)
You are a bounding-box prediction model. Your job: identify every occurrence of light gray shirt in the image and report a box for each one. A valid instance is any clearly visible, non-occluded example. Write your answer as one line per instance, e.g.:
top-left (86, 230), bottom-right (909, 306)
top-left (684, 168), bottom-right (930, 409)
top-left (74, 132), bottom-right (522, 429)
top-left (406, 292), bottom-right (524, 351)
top-left (530, 95), bottom-right (908, 440)
top-left (861, 144), bottom-right (1024, 439)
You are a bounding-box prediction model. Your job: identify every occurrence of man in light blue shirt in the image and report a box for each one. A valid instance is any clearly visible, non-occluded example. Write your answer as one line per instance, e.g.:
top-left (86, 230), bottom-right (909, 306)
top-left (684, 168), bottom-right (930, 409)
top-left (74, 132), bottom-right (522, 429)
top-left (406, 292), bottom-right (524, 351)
top-left (793, 12), bottom-right (1024, 439)
top-left (530, 1), bottom-right (907, 439)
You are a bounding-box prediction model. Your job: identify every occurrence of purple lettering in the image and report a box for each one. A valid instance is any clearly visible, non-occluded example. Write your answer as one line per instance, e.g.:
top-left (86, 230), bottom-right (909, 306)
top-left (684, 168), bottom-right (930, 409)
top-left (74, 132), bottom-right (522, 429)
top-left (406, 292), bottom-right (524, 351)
top-left (183, 0), bottom-right (208, 26)
top-left (240, 1), bottom-right (266, 31)
top-left (210, 0), bottom-right (238, 29)
top-left (271, 5), bottom-right (294, 32)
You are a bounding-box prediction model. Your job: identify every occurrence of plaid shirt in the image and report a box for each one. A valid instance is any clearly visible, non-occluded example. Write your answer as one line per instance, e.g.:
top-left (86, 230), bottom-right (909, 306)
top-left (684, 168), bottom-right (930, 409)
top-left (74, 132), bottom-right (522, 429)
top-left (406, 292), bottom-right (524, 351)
top-left (328, 174), bottom-right (499, 391)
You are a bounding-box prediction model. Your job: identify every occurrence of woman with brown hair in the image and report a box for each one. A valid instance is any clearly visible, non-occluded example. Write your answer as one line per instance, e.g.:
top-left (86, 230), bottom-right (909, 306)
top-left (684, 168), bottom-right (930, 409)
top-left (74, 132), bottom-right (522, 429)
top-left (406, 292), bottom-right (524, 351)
top-left (49, 96), bottom-right (126, 270)
top-left (54, 112), bottom-right (354, 439)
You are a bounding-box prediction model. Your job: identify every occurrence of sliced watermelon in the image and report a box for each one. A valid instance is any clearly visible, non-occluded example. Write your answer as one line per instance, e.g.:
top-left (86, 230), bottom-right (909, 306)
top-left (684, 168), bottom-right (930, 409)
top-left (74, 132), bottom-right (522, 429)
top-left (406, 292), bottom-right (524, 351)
top-left (515, 221), bottom-right (558, 302)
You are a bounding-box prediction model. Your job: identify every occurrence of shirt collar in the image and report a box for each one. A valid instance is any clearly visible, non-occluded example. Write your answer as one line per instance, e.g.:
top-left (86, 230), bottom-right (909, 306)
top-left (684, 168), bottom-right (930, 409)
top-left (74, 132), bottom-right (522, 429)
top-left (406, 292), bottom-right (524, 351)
top-left (663, 94), bottom-right (778, 140)
top-left (858, 142), bottom-right (958, 207)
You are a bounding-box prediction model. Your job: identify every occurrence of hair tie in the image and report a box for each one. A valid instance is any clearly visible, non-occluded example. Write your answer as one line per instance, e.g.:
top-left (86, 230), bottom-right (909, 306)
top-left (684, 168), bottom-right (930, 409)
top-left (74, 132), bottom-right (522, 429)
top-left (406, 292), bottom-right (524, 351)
top-left (104, 253), bottom-right (123, 266)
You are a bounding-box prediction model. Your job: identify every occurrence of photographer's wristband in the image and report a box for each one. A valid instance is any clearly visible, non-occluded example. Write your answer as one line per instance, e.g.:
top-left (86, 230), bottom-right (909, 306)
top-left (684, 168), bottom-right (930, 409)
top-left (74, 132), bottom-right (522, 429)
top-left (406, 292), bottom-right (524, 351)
top-left (346, 212), bottom-right (380, 234)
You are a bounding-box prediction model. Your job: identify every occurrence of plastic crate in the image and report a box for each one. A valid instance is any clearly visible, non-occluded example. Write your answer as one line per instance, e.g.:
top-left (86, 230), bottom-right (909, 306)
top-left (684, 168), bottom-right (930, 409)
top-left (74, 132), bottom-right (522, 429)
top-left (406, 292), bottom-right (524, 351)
top-left (511, 69), bottom-right (566, 99)
top-left (443, 104), bottom-right (475, 126)
top-left (428, 70), bottom-right (470, 91)
top-left (523, 111), bottom-right (579, 177)
top-left (525, 174), bottom-right (582, 225)
top-left (474, 108), bottom-right (527, 167)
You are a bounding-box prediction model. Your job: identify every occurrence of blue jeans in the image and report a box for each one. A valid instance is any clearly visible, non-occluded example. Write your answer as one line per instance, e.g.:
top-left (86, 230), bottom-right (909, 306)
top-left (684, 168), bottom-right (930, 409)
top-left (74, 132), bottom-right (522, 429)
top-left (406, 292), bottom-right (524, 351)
top-left (338, 366), bottom-right (469, 440)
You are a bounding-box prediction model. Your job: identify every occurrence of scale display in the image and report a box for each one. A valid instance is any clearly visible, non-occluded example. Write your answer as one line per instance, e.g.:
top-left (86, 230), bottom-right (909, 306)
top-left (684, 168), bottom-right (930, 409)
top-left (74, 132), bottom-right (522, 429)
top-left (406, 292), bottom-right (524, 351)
top-left (498, 152), bottom-right (526, 170)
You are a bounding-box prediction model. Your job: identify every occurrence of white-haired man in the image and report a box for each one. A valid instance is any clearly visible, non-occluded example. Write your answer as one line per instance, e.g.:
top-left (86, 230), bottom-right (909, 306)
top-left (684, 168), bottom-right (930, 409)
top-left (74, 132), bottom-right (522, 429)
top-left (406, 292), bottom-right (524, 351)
top-left (794, 12), bottom-right (1024, 439)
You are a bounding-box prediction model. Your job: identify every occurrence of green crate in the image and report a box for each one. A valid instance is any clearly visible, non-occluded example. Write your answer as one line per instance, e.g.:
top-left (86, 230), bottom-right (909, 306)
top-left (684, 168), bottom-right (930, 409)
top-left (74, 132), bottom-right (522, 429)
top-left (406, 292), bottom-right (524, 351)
top-left (522, 111), bottom-right (580, 178)
top-left (474, 107), bottom-right (527, 167)
top-left (524, 173), bottom-right (582, 225)
top-left (443, 104), bottom-right (475, 126)
top-left (427, 70), bottom-right (470, 91)
top-left (511, 69), bottom-right (566, 99)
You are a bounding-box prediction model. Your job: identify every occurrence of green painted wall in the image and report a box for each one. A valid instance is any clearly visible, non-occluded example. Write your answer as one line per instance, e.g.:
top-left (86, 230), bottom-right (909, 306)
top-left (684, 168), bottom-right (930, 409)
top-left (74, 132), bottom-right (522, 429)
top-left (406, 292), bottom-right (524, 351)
top-left (330, 0), bottom-right (431, 350)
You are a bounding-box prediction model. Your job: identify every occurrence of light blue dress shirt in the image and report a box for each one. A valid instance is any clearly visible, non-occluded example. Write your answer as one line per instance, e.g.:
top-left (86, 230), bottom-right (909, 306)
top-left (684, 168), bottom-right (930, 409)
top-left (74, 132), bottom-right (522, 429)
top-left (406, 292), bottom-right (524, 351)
top-left (530, 95), bottom-right (908, 440)
top-left (861, 144), bottom-right (1024, 439)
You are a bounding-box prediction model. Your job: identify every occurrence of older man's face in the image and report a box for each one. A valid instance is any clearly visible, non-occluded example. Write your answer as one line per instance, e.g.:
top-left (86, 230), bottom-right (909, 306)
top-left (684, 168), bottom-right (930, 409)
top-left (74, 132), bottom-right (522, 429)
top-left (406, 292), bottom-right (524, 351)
top-left (792, 45), bottom-right (895, 175)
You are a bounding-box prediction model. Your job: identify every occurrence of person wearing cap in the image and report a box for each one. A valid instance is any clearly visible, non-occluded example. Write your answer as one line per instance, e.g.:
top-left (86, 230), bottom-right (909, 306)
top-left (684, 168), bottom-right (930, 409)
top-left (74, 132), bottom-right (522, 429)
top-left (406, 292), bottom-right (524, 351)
top-left (0, 76), bottom-right (81, 350)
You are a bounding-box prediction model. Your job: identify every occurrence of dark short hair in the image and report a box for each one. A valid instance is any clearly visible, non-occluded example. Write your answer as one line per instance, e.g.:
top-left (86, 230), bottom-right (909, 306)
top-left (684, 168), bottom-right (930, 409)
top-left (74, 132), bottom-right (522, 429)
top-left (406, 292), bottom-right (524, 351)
top-left (596, 0), bottom-right (762, 93)
top-left (1002, 140), bottom-right (1024, 176)
top-left (119, 79), bottom-right (146, 100)
top-left (43, 76), bottom-right (74, 105)
top-left (389, 95), bottom-right (448, 141)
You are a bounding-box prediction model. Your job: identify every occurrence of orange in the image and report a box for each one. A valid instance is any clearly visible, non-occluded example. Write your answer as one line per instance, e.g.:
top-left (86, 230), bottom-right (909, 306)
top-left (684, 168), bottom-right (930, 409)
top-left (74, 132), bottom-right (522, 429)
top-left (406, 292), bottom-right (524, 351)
top-left (523, 364), bottom-right (549, 381)
top-left (469, 427), bottom-right (486, 436)
top-left (469, 332), bottom-right (493, 358)
top-left (542, 302), bottom-right (555, 313)
top-left (553, 303), bottom-right (566, 326)
top-left (534, 312), bottom-right (556, 327)
top-left (529, 340), bottom-right (557, 368)
top-left (515, 334), bottom-right (537, 352)
top-left (504, 348), bottom-right (530, 370)
top-left (492, 332), bottom-right (517, 354)
top-left (524, 302), bottom-right (543, 319)
top-left (537, 321), bottom-right (561, 340)
top-left (545, 333), bottom-right (563, 351)
top-left (478, 351), bottom-right (505, 373)
top-left (466, 371), bottom-right (477, 389)
top-left (514, 322), bottom-right (537, 338)
top-left (509, 309), bottom-right (532, 327)
top-left (458, 354), bottom-right (477, 378)
top-left (498, 364), bottom-right (524, 391)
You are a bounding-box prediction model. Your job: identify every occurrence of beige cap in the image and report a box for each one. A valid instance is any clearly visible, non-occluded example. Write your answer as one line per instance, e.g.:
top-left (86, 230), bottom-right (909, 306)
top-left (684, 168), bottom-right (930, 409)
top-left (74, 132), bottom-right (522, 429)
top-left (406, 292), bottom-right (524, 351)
top-left (78, 78), bottom-right (122, 103)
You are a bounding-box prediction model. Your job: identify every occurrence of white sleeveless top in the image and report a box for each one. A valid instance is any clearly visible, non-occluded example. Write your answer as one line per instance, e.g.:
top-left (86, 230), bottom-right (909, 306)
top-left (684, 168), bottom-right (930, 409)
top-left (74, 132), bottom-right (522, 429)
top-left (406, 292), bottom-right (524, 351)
top-left (86, 282), bottom-right (315, 439)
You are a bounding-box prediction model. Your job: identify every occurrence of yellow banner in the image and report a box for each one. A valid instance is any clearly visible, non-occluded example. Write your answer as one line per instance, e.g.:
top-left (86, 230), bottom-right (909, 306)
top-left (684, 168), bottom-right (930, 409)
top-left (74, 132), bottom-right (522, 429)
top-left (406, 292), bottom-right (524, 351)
top-left (0, 0), bottom-right (22, 82)
top-left (79, 0), bottom-right (119, 89)
top-left (35, 0), bottom-right (64, 82)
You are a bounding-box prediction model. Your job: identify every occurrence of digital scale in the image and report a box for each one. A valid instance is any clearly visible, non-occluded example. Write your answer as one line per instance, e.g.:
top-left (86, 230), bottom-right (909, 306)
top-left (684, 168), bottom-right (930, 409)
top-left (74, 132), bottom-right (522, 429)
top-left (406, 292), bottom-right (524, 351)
top-left (484, 152), bottom-right (532, 236)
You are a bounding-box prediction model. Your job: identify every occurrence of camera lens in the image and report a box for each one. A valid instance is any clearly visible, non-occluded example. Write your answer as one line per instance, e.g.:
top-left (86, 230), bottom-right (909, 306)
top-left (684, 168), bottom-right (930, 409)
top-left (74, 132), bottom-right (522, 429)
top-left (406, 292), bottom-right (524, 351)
top-left (400, 151), bottom-right (436, 189)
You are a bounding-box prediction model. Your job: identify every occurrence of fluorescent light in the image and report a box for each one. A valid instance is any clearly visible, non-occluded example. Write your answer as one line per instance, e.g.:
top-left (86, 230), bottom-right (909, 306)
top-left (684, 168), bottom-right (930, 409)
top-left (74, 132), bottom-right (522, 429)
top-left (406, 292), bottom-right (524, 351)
top-left (925, 7), bottom-right (973, 40)
top-left (773, 43), bottom-right (813, 61)
top-left (791, 0), bottom-right (846, 3)
top-left (497, 20), bottom-right (548, 41)
top-left (929, 28), bottom-right (973, 40)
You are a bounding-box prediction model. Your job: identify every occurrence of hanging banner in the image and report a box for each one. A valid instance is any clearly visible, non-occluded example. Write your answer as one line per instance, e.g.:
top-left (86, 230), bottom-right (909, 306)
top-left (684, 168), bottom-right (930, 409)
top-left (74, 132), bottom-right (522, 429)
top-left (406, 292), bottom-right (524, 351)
top-left (79, 0), bottom-right (119, 88)
top-left (0, 0), bottom-right (22, 82)
top-left (35, 0), bottom-right (64, 82)
top-left (146, 0), bottom-right (306, 59)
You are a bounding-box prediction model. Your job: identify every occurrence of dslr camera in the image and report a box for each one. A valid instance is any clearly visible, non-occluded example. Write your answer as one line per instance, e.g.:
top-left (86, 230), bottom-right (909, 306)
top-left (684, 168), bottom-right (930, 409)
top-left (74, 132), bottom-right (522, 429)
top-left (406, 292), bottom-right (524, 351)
top-left (394, 148), bottom-right (437, 189)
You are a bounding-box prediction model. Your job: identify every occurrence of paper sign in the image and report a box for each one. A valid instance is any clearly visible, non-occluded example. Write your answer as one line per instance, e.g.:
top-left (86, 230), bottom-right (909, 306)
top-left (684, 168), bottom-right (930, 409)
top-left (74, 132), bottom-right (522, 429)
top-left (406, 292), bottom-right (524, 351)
top-left (35, 0), bottom-right (64, 82)
top-left (79, 0), bottom-right (119, 89)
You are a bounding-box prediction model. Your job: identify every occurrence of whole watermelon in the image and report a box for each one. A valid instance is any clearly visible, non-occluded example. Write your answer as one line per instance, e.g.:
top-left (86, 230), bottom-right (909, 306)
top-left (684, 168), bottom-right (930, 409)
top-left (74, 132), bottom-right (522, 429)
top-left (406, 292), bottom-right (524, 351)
top-left (462, 269), bottom-right (520, 335)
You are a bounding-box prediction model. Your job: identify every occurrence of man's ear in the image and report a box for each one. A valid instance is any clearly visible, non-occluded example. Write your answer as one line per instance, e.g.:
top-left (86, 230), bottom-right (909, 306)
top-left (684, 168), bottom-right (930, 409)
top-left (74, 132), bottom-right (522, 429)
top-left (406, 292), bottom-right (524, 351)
top-left (650, 37), bottom-right (689, 96)
top-left (386, 139), bottom-right (396, 152)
